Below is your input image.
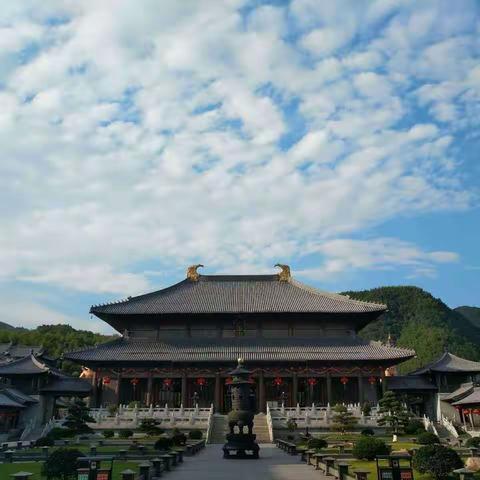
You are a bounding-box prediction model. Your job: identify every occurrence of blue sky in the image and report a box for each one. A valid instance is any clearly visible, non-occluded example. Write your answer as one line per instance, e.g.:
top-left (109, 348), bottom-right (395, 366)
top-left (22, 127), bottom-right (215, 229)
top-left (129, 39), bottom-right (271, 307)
top-left (0, 0), bottom-right (479, 333)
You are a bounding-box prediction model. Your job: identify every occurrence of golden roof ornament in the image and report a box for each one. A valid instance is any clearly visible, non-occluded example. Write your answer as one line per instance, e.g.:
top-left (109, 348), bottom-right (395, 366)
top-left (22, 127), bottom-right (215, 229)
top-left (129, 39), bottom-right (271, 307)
top-left (187, 264), bottom-right (204, 281)
top-left (274, 263), bottom-right (291, 282)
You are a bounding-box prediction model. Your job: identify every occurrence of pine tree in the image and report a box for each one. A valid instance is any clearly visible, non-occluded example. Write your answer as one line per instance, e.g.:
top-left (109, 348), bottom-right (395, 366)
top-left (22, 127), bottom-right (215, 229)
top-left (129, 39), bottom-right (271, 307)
top-left (331, 404), bottom-right (358, 434)
top-left (63, 398), bottom-right (95, 434)
top-left (377, 391), bottom-right (410, 433)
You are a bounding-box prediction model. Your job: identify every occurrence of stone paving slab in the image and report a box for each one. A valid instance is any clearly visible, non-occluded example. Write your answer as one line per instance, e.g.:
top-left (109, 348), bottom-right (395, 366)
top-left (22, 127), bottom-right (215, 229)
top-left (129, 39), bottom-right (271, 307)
top-left (171, 444), bottom-right (325, 480)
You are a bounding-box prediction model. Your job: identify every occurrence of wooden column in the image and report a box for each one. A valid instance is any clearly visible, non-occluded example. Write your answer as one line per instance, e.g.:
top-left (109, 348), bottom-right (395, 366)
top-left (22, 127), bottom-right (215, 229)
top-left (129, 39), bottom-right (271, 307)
top-left (381, 368), bottom-right (387, 395)
top-left (214, 373), bottom-right (222, 412)
top-left (146, 372), bottom-right (153, 406)
top-left (90, 370), bottom-right (98, 408)
top-left (358, 374), bottom-right (364, 404)
top-left (326, 373), bottom-right (332, 406)
top-left (115, 371), bottom-right (122, 405)
top-left (181, 373), bottom-right (188, 407)
top-left (292, 373), bottom-right (298, 407)
top-left (258, 371), bottom-right (266, 413)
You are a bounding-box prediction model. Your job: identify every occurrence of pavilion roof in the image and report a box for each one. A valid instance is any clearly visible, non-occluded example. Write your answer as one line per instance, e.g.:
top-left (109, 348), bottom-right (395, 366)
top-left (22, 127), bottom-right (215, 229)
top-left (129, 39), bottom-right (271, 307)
top-left (452, 388), bottom-right (480, 407)
top-left (64, 336), bottom-right (414, 364)
top-left (442, 383), bottom-right (475, 402)
top-left (386, 376), bottom-right (438, 391)
top-left (0, 354), bottom-right (51, 376)
top-left (409, 351), bottom-right (480, 375)
top-left (0, 392), bottom-right (26, 409)
top-left (39, 377), bottom-right (92, 396)
top-left (90, 273), bottom-right (387, 317)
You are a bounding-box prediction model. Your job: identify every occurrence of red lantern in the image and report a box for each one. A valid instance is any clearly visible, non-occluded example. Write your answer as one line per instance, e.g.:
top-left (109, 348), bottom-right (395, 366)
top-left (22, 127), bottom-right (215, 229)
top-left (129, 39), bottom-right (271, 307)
top-left (196, 377), bottom-right (206, 387)
top-left (102, 376), bottom-right (111, 385)
top-left (368, 376), bottom-right (376, 385)
top-left (130, 378), bottom-right (139, 386)
top-left (473, 409), bottom-right (480, 415)
top-left (340, 376), bottom-right (349, 385)
top-left (464, 409), bottom-right (471, 415)
top-left (273, 377), bottom-right (283, 387)
top-left (225, 377), bottom-right (233, 385)
top-left (163, 378), bottom-right (173, 388)
top-left (307, 378), bottom-right (317, 386)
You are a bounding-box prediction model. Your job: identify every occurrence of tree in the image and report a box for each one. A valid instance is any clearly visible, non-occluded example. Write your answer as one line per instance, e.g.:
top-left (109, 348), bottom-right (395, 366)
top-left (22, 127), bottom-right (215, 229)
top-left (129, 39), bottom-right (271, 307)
top-left (413, 445), bottom-right (463, 479)
top-left (42, 448), bottom-right (84, 480)
top-left (353, 437), bottom-right (391, 460)
top-left (331, 404), bottom-right (358, 434)
top-left (377, 391), bottom-right (410, 433)
top-left (63, 398), bottom-right (95, 434)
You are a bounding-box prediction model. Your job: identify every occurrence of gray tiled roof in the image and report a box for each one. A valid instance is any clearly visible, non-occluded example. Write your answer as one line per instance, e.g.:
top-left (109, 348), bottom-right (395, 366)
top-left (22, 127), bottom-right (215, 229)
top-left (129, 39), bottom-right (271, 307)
top-left (40, 377), bottom-right (92, 395)
top-left (0, 354), bottom-right (50, 375)
top-left (452, 388), bottom-right (480, 406)
top-left (65, 337), bottom-right (414, 363)
top-left (2, 388), bottom-right (38, 405)
top-left (410, 351), bottom-right (480, 375)
top-left (0, 392), bottom-right (26, 409)
top-left (91, 275), bottom-right (387, 316)
top-left (386, 376), bottom-right (438, 391)
top-left (442, 383), bottom-right (474, 402)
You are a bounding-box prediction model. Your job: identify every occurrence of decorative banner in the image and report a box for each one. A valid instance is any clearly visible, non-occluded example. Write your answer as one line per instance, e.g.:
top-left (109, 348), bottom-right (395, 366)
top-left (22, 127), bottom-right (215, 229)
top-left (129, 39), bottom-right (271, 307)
top-left (340, 376), bottom-right (349, 385)
top-left (307, 378), bottom-right (317, 386)
top-left (368, 376), bottom-right (376, 385)
top-left (273, 376), bottom-right (283, 386)
top-left (163, 378), bottom-right (173, 388)
top-left (130, 378), bottom-right (139, 386)
top-left (196, 377), bottom-right (207, 387)
top-left (102, 376), bottom-right (111, 385)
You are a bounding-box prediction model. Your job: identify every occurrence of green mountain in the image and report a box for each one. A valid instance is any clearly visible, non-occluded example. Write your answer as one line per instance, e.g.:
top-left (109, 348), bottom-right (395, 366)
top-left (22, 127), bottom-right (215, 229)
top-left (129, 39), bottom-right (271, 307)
top-left (0, 321), bottom-right (17, 331)
top-left (455, 306), bottom-right (480, 329)
top-left (344, 286), bottom-right (480, 373)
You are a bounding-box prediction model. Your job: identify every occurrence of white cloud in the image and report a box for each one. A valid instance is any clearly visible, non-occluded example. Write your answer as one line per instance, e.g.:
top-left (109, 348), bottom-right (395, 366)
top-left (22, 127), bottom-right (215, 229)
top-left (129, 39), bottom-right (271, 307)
top-left (0, 0), bottom-right (477, 308)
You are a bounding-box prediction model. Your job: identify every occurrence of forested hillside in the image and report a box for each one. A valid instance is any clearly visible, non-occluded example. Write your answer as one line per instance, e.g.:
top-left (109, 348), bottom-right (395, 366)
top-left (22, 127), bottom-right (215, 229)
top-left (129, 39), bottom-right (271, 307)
top-left (345, 286), bottom-right (480, 373)
top-left (0, 324), bottom-right (113, 360)
top-left (455, 306), bottom-right (480, 329)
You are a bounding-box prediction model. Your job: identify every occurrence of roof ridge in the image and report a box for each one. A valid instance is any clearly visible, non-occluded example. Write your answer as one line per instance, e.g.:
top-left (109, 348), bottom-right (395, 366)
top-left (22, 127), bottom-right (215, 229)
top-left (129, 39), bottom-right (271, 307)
top-left (289, 279), bottom-right (387, 309)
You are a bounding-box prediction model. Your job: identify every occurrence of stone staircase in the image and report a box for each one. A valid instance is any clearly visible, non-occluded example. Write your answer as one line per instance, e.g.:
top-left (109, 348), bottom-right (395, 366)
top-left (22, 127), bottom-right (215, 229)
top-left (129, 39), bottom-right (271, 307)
top-left (254, 413), bottom-right (271, 443)
top-left (208, 414), bottom-right (228, 444)
top-left (208, 414), bottom-right (271, 444)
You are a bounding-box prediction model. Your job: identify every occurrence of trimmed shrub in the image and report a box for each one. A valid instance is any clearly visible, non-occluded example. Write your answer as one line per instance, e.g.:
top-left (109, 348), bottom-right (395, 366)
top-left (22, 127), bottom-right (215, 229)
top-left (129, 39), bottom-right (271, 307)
top-left (286, 435), bottom-right (294, 441)
top-left (465, 436), bottom-right (480, 448)
top-left (139, 418), bottom-right (163, 436)
top-left (102, 430), bottom-right (114, 439)
top-left (353, 436), bottom-right (391, 460)
top-left (404, 419), bottom-right (425, 435)
top-left (413, 445), bottom-right (463, 479)
top-left (155, 436), bottom-right (174, 451)
top-left (188, 429), bottom-right (203, 440)
top-left (47, 427), bottom-right (76, 440)
top-left (307, 437), bottom-right (328, 450)
top-left (172, 428), bottom-right (187, 446)
top-left (42, 448), bottom-right (84, 480)
top-left (417, 432), bottom-right (440, 445)
top-left (119, 429), bottom-right (134, 439)
top-left (361, 428), bottom-right (375, 436)
top-left (361, 403), bottom-right (372, 417)
top-left (36, 436), bottom-right (54, 447)
top-left (287, 419), bottom-right (297, 431)
top-left (128, 401), bottom-right (143, 408)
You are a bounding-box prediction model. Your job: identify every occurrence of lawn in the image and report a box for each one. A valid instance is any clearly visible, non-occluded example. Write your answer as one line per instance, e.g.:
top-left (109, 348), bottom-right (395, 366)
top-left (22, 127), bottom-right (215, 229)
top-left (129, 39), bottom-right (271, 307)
top-left (0, 460), bottom-right (140, 479)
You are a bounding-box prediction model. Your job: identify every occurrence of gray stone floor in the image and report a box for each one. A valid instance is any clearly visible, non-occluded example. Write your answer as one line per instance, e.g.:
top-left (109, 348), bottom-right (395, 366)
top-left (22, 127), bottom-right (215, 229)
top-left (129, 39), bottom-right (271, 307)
top-left (171, 444), bottom-right (325, 480)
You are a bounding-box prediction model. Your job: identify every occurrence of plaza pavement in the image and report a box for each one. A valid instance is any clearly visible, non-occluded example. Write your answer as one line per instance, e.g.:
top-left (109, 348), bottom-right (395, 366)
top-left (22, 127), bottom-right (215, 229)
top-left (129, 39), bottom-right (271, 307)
top-left (171, 443), bottom-right (325, 480)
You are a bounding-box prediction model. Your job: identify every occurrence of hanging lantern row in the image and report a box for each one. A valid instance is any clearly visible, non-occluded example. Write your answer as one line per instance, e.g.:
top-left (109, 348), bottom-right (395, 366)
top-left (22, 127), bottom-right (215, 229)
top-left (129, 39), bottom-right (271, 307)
top-left (340, 376), bottom-right (349, 385)
top-left (273, 376), bottom-right (283, 386)
top-left (130, 378), bottom-right (139, 386)
top-left (196, 377), bottom-right (207, 387)
top-left (368, 376), bottom-right (377, 385)
top-left (462, 408), bottom-right (480, 415)
top-left (102, 376), bottom-right (111, 385)
top-left (163, 378), bottom-right (173, 388)
top-left (307, 378), bottom-right (317, 386)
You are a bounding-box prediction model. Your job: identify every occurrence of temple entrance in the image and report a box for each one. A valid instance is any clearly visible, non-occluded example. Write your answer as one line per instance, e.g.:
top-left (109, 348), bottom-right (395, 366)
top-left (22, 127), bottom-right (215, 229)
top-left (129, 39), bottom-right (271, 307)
top-left (331, 377), bottom-right (359, 405)
top-left (120, 378), bottom-right (148, 405)
top-left (265, 377), bottom-right (292, 406)
top-left (298, 377), bottom-right (327, 406)
top-left (152, 378), bottom-right (181, 407)
top-left (186, 377), bottom-right (214, 407)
